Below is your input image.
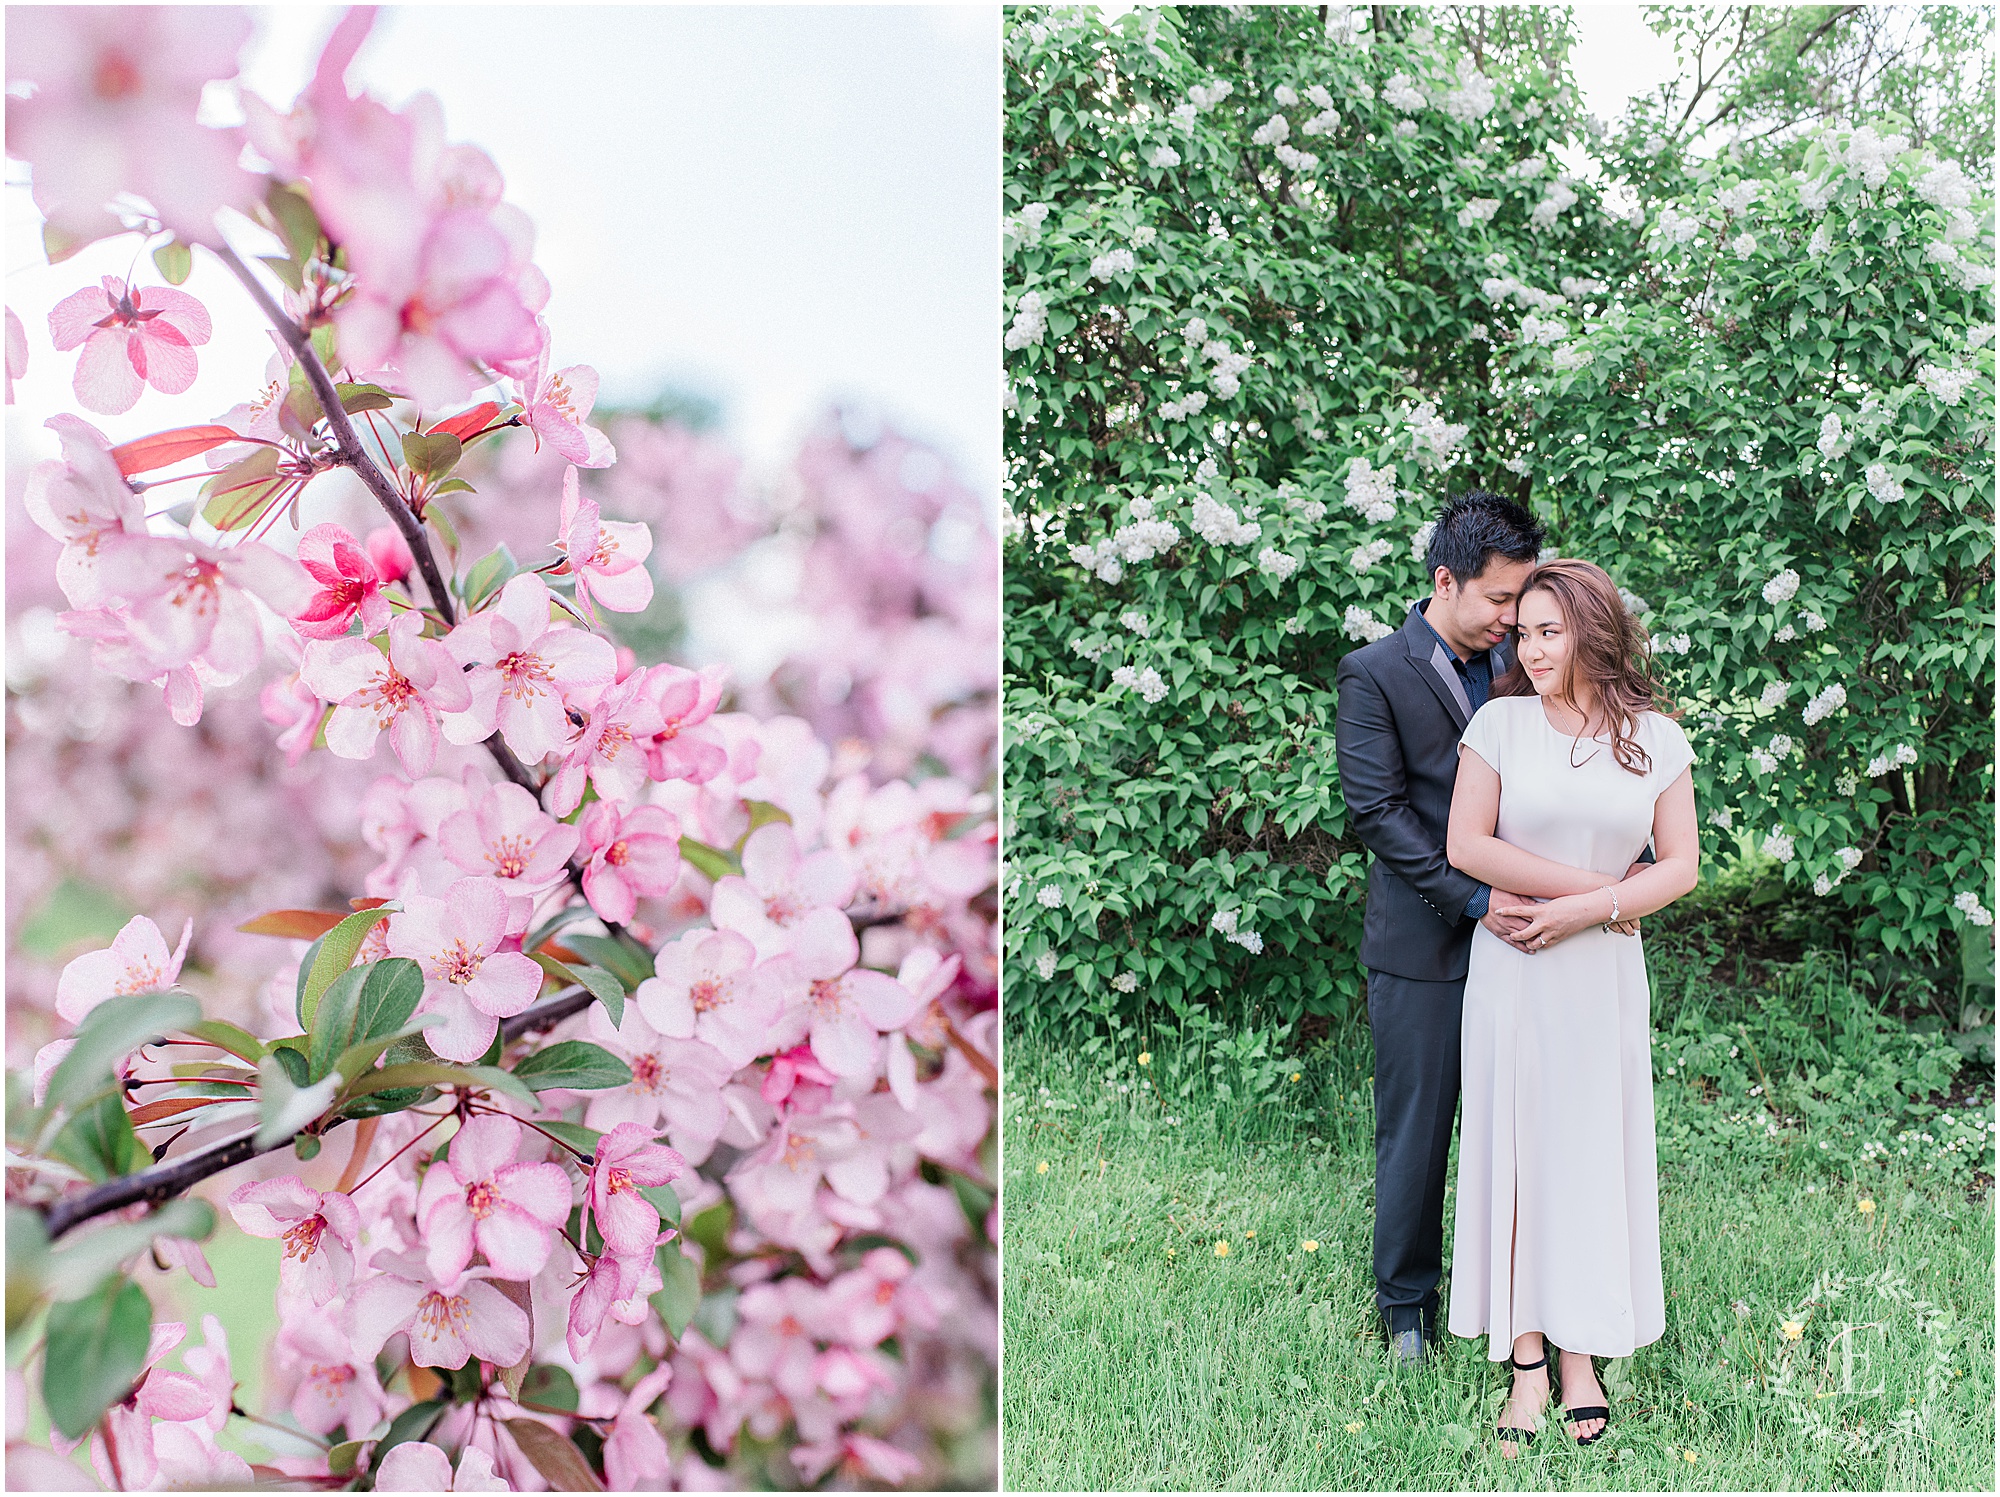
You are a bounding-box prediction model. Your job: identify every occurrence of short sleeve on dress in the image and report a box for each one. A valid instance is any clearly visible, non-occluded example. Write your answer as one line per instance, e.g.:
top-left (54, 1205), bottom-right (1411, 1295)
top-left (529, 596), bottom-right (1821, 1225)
top-left (1459, 699), bottom-right (1506, 773)
top-left (1645, 713), bottom-right (1695, 789)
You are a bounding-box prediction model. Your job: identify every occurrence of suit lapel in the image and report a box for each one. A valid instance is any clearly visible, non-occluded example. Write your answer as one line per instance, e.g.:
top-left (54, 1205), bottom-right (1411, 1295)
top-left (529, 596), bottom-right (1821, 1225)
top-left (1416, 642), bottom-right (1473, 730)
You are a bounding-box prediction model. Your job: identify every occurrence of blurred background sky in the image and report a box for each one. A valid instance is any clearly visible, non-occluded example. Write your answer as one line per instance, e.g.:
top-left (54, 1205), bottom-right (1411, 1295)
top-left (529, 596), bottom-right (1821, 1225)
top-left (5, 5), bottom-right (1002, 500)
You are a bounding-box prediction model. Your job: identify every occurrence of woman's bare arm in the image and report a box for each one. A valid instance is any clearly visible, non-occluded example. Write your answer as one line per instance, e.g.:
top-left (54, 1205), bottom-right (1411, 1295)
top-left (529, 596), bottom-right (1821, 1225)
top-left (1445, 745), bottom-right (1610, 897)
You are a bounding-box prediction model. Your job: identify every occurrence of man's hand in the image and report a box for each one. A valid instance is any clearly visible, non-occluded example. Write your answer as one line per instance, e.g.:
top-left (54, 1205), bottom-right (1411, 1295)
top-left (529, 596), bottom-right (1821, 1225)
top-left (1481, 889), bottom-right (1537, 953)
top-left (1608, 860), bottom-right (1646, 937)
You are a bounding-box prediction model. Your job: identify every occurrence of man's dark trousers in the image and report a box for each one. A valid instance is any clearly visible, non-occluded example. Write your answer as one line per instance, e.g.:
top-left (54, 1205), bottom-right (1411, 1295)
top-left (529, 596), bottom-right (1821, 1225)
top-left (1367, 970), bottom-right (1462, 1334)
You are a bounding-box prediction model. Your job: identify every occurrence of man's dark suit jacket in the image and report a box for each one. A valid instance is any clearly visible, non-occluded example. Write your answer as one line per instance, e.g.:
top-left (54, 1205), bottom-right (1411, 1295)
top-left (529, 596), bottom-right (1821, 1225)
top-left (1334, 603), bottom-right (1511, 984)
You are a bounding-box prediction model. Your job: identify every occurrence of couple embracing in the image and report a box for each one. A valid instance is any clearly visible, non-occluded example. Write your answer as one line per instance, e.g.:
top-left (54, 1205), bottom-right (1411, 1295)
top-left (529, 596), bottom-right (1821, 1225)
top-left (1334, 491), bottom-right (1700, 1455)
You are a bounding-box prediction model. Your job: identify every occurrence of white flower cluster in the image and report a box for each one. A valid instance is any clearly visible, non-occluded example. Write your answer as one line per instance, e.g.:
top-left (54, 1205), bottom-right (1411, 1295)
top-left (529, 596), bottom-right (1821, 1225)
top-left (1762, 568), bottom-right (1801, 605)
top-left (1343, 457), bottom-right (1399, 522)
top-left (1068, 497), bottom-right (1183, 583)
top-left (1283, 615), bottom-right (1307, 635)
top-left (1762, 831), bottom-right (1797, 864)
top-left (1158, 390), bottom-right (1208, 422)
top-left (1794, 171), bottom-right (1838, 214)
top-left (1006, 201), bottom-right (1052, 247)
top-left (1716, 180), bottom-right (1761, 216)
top-left (1834, 770), bottom-right (1859, 796)
top-left (1036, 884), bottom-right (1063, 908)
top-left (1302, 99), bottom-right (1341, 136)
top-left (1383, 72), bottom-right (1426, 112)
top-left (1439, 58), bottom-right (1497, 123)
top-left (1814, 846), bottom-right (1866, 896)
top-left (1652, 632), bottom-right (1693, 655)
top-left (1305, 84), bottom-right (1334, 111)
top-left (1120, 610), bottom-right (1151, 637)
top-left (1034, 950), bottom-right (1058, 980)
top-left (1252, 114), bottom-right (1289, 147)
top-left (1833, 125), bottom-right (1911, 190)
top-left (1111, 970), bottom-right (1140, 993)
top-left (1863, 463), bottom-right (1905, 505)
top-left (1394, 120), bottom-right (1419, 139)
top-left (1801, 683), bottom-right (1847, 725)
top-left (1274, 85), bottom-right (1299, 107)
top-left (1171, 102), bottom-right (1198, 130)
top-left (1502, 454), bottom-right (1531, 475)
top-left (1967, 323), bottom-right (1995, 350)
top-left (1343, 605), bottom-right (1394, 643)
top-left (1864, 743), bottom-right (1918, 777)
top-left (1817, 413), bottom-right (1849, 460)
top-left (1954, 891), bottom-right (1994, 927)
top-left (1149, 144), bottom-right (1182, 169)
top-left (1403, 400), bottom-right (1470, 467)
top-left (1652, 205), bottom-right (1702, 246)
top-left (1923, 239), bottom-right (1996, 292)
top-left (1005, 290), bottom-right (1048, 350)
top-left (1411, 519), bottom-right (1437, 562)
top-left (1918, 363), bottom-right (1979, 406)
top-left (1456, 197), bottom-right (1500, 228)
top-left (1807, 223), bottom-right (1833, 256)
top-left (1560, 275), bottom-right (1608, 300)
top-left (1350, 538), bottom-right (1394, 571)
top-left (1618, 587), bottom-right (1652, 616)
top-left (1070, 636), bottom-right (1109, 663)
top-left (1257, 548), bottom-right (1301, 582)
top-left (1551, 344), bottom-right (1593, 372)
top-left (1287, 491), bottom-right (1328, 523)
top-left (1111, 664), bottom-right (1169, 703)
top-left (1914, 158), bottom-right (1974, 212)
top-left (1189, 80), bottom-right (1233, 111)
top-left (1091, 248), bottom-right (1136, 281)
top-left (1275, 143), bottom-right (1320, 172)
top-left (1189, 492), bottom-right (1262, 546)
top-left (1210, 908), bottom-right (1264, 954)
top-left (1707, 807), bottom-right (1733, 829)
top-left (1759, 681), bottom-right (1790, 709)
top-left (1324, 4), bottom-right (1364, 44)
top-left (1131, 225), bottom-right (1156, 248)
top-left (1506, 154), bottom-right (1547, 181)
top-left (1731, 232), bottom-right (1758, 258)
top-left (1520, 314), bottom-right (1568, 346)
top-left (1197, 338), bottom-right (1255, 398)
top-left (1480, 273), bottom-right (1565, 314)
top-left (1530, 178), bottom-right (1580, 230)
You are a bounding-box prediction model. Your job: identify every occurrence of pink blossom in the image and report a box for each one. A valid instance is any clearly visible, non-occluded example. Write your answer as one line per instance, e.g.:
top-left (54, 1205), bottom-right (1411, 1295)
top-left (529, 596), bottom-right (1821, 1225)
top-left (346, 1258), bottom-right (532, 1371)
top-left (577, 800), bottom-right (682, 925)
top-left (152, 1234), bottom-right (217, 1289)
top-left (367, 525), bottom-right (415, 585)
top-left (792, 1434), bottom-right (926, 1487)
top-left (259, 643), bottom-right (325, 770)
top-left (291, 522), bottom-right (391, 639)
top-left (544, 660), bottom-right (667, 818)
top-left (272, 1319), bottom-right (387, 1438)
top-left (786, 910), bottom-right (919, 1078)
top-left (22, 418), bottom-right (147, 608)
top-left (638, 928), bottom-right (787, 1069)
top-left (516, 331), bottom-right (615, 467)
top-left (566, 1249), bottom-right (651, 1362)
top-left (94, 534), bottom-right (313, 677)
top-left (558, 465), bottom-right (654, 619)
top-left (603, 1365), bottom-right (675, 1491)
top-left (5, 6), bottom-right (260, 245)
top-left (823, 1247), bottom-right (922, 1349)
top-left (373, 1441), bottom-right (509, 1492)
top-left (642, 663), bottom-right (730, 783)
top-left (55, 913), bottom-right (193, 1025)
top-left (415, 1113), bottom-right (572, 1282)
top-left (584, 1002), bottom-right (738, 1159)
top-left (6, 307), bottom-right (26, 402)
top-left (443, 572), bottom-right (616, 764)
top-left (67, 1320), bottom-right (227, 1491)
top-left (226, 1176), bottom-right (361, 1306)
top-left (301, 612), bottom-right (471, 777)
top-left (47, 277), bottom-right (212, 415)
top-left (586, 1122), bottom-right (687, 1258)
top-left (360, 772), bottom-right (473, 898)
top-left (710, 822), bottom-right (857, 959)
top-left (437, 778), bottom-right (579, 892)
top-left (386, 878), bottom-right (544, 1061)
top-left (730, 1279), bottom-right (824, 1404)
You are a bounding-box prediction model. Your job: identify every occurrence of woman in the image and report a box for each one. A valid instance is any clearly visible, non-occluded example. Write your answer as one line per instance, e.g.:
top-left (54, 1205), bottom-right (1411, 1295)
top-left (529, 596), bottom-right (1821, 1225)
top-left (1443, 558), bottom-right (1700, 1455)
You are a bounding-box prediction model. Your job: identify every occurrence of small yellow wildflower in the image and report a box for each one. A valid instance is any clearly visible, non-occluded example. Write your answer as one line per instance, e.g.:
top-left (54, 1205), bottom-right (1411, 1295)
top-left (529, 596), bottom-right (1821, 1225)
top-left (1166, 1246), bottom-right (1176, 1258)
top-left (1781, 1320), bottom-right (1804, 1341)
top-left (1138, 1052), bottom-right (1151, 1066)
top-left (1290, 1071), bottom-right (1302, 1082)
top-left (1344, 1421), bottom-right (1364, 1434)
top-left (1244, 1230), bottom-right (1255, 1239)
top-left (1214, 1239), bottom-right (1230, 1257)
top-left (1685, 1450), bottom-right (1699, 1463)
top-left (1302, 1240), bottom-right (1320, 1252)
top-left (1035, 1160), bottom-right (1049, 1175)
top-left (1857, 1198), bottom-right (1876, 1214)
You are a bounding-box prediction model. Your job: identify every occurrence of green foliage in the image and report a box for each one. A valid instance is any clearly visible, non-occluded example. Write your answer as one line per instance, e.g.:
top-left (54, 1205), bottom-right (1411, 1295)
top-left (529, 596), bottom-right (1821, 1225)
top-left (306, 957), bottom-right (424, 1082)
top-left (43, 1279), bottom-right (153, 1441)
top-left (509, 1040), bottom-right (633, 1093)
top-left (1001, 5), bottom-right (1994, 1031)
top-left (295, 907), bottom-right (393, 1028)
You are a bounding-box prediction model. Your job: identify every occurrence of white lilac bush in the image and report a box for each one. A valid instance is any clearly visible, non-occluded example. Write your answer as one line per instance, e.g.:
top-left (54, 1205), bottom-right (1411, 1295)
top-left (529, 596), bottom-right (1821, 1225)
top-left (1002, 5), bottom-right (1992, 1033)
top-left (5, 9), bottom-right (996, 1490)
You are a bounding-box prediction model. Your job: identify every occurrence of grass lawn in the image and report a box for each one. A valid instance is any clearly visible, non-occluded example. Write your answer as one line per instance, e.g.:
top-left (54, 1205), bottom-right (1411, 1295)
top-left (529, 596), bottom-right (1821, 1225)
top-left (1001, 1026), bottom-right (1995, 1491)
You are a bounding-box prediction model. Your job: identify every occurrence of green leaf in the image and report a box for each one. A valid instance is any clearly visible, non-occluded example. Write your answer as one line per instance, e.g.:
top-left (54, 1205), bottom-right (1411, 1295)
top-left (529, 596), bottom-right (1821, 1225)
top-left (151, 240), bottom-right (193, 286)
top-left (431, 477), bottom-right (479, 496)
top-left (532, 1120), bottom-right (602, 1159)
top-left (308, 958), bottom-right (424, 1081)
top-left (679, 837), bottom-right (739, 882)
top-left (7, 1206), bottom-right (50, 1334)
top-left (175, 1019), bottom-right (265, 1065)
top-left (562, 934), bottom-right (655, 991)
top-left (45, 1198), bottom-right (216, 1302)
top-left (505, 1418), bottom-right (605, 1492)
top-left (265, 182), bottom-right (322, 262)
top-left (334, 382), bottom-right (396, 415)
top-left (462, 544), bottom-right (519, 609)
top-left (519, 1364), bottom-right (580, 1414)
top-left (340, 1061), bottom-right (496, 1101)
top-left (297, 907), bottom-right (394, 1029)
top-left (402, 430), bottom-right (464, 482)
top-left (258, 254), bottom-right (305, 292)
top-left (327, 1440), bottom-right (364, 1478)
top-left (530, 953), bottom-right (626, 1029)
top-left (374, 1398), bottom-right (447, 1460)
top-left (256, 1053), bottom-right (339, 1148)
top-left (639, 1182), bottom-right (681, 1227)
top-left (267, 1043), bottom-right (309, 1088)
top-left (45, 991), bottom-right (201, 1119)
top-left (466, 1065), bottom-right (541, 1110)
top-left (50, 1095), bottom-right (149, 1183)
top-left (651, 1237), bottom-right (702, 1340)
top-left (510, 1041), bottom-right (632, 1093)
top-left (198, 446), bottom-right (287, 532)
top-left (331, 1015), bottom-right (444, 1088)
top-left (44, 1278), bottom-right (154, 1440)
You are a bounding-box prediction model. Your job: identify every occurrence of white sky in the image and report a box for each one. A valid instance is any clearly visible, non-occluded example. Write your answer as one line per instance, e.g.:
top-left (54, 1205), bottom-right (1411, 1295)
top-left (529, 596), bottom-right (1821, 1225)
top-left (6, 5), bottom-right (1001, 498)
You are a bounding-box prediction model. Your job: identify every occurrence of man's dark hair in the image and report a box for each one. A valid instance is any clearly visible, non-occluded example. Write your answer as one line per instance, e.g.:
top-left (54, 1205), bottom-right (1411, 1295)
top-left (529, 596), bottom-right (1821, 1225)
top-left (1423, 490), bottom-right (1544, 587)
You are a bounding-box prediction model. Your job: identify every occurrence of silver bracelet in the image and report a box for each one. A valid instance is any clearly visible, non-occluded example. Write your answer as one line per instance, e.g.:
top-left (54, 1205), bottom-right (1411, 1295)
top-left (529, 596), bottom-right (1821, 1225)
top-left (1603, 887), bottom-right (1621, 930)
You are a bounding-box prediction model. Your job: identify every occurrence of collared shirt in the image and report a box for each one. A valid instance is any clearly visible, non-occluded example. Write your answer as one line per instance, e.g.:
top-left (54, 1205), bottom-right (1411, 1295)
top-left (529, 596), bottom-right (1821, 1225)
top-left (1417, 599), bottom-right (1498, 920)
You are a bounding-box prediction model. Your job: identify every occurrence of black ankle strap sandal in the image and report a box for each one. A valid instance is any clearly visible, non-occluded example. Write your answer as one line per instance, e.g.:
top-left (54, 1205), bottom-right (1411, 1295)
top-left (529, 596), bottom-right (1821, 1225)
top-left (1561, 1354), bottom-right (1611, 1446)
top-left (1496, 1351), bottom-right (1548, 1449)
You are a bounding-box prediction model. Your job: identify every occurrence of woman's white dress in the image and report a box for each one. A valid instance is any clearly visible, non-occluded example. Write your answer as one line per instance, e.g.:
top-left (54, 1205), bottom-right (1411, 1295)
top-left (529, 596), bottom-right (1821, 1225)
top-left (1446, 695), bottom-right (1695, 1360)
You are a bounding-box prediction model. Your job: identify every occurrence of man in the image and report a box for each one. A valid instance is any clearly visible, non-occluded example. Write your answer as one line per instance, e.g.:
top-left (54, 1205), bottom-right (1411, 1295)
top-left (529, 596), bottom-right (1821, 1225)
top-left (1333, 490), bottom-right (1543, 1365)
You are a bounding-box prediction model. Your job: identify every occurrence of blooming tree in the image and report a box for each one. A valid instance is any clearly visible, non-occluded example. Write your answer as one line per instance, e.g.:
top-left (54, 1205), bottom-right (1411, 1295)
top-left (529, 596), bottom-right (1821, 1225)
top-left (6, 9), bottom-right (995, 1491)
top-left (1001, 5), bottom-right (1991, 1032)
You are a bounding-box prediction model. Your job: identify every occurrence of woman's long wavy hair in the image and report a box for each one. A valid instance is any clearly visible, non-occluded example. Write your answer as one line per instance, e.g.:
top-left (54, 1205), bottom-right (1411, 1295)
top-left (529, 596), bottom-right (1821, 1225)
top-left (1492, 558), bottom-right (1677, 776)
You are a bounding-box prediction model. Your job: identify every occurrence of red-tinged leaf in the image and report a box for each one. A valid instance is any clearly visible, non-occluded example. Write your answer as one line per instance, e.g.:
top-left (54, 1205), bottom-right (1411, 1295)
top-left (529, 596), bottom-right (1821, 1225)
top-left (127, 1096), bottom-right (230, 1126)
top-left (505, 1419), bottom-right (604, 1492)
top-left (110, 425), bottom-right (242, 476)
top-left (431, 402), bottom-right (500, 443)
top-left (537, 940), bottom-right (587, 966)
top-left (238, 909), bottom-right (350, 939)
top-left (349, 896), bottom-right (391, 911)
